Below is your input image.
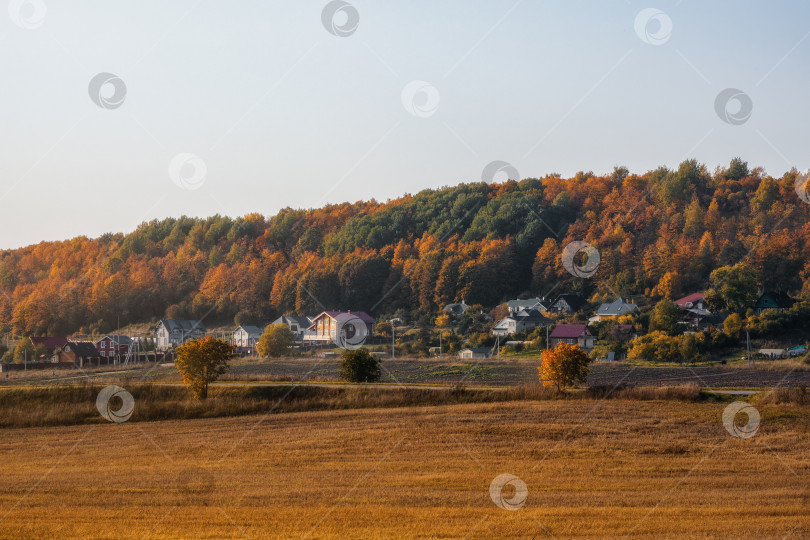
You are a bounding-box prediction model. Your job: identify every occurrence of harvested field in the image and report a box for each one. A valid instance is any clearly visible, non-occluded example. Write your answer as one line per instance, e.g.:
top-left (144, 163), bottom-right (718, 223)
top-left (0, 399), bottom-right (808, 538)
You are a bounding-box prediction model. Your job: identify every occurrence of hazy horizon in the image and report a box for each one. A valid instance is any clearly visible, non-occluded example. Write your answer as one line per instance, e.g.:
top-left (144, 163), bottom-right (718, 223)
top-left (3, 0), bottom-right (809, 249)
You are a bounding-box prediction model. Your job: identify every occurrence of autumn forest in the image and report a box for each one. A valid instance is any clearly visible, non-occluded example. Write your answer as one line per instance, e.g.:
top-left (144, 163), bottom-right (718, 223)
top-left (2, 158), bottom-right (808, 337)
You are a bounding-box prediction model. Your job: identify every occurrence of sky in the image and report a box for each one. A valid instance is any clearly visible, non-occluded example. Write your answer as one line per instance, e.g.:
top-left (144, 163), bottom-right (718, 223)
top-left (1, 0), bottom-right (809, 249)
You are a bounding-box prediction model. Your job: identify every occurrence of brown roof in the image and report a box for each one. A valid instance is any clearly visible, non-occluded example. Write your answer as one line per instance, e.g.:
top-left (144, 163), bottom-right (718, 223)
top-left (31, 336), bottom-right (68, 349)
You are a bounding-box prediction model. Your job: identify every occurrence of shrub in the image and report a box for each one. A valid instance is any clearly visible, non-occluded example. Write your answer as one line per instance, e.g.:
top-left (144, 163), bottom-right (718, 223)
top-left (340, 348), bottom-right (381, 383)
top-left (256, 324), bottom-right (295, 358)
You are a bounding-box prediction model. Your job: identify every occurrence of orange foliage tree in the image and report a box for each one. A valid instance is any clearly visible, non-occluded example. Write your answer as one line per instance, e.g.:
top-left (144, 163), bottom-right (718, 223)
top-left (539, 342), bottom-right (591, 392)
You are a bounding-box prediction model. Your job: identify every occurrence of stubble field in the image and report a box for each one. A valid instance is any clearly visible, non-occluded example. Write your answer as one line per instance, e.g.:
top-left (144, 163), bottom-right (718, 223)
top-left (0, 398), bottom-right (808, 539)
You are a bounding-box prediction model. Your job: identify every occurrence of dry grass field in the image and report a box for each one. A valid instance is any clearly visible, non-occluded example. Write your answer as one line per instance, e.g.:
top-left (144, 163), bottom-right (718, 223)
top-left (1, 398), bottom-right (808, 539)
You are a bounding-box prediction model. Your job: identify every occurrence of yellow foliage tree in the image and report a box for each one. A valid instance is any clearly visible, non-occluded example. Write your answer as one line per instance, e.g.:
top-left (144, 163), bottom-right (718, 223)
top-left (174, 337), bottom-right (235, 399)
top-left (539, 342), bottom-right (591, 392)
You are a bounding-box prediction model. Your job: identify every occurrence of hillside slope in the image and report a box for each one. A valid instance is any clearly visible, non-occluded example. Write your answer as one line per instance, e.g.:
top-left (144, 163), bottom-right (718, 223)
top-left (1, 159), bottom-right (808, 335)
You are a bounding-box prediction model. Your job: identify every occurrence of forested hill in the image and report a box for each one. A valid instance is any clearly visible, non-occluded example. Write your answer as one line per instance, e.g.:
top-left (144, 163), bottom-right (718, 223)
top-left (2, 158), bottom-right (809, 336)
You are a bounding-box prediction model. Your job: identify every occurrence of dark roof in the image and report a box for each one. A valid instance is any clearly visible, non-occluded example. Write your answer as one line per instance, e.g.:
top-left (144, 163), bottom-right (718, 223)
top-left (550, 324), bottom-right (591, 338)
top-left (551, 294), bottom-right (586, 312)
top-left (755, 292), bottom-right (796, 310)
top-left (236, 325), bottom-right (264, 335)
top-left (507, 298), bottom-right (549, 310)
top-left (594, 297), bottom-right (638, 316)
top-left (610, 324), bottom-right (634, 335)
top-left (158, 319), bottom-right (206, 332)
top-left (30, 336), bottom-right (68, 349)
top-left (273, 316), bottom-right (312, 328)
top-left (442, 302), bottom-right (469, 315)
top-left (513, 309), bottom-right (552, 324)
top-left (97, 335), bottom-right (132, 345)
top-left (64, 341), bottom-right (102, 357)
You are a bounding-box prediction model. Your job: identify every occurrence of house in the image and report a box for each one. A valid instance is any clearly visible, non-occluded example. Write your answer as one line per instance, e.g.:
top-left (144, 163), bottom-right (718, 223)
top-left (154, 319), bottom-right (206, 351)
top-left (304, 311), bottom-right (375, 346)
top-left (232, 325), bottom-right (263, 353)
top-left (588, 297), bottom-right (639, 323)
top-left (94, 335), bottom-right (132, 359)
top-left (53, 341), bottom-right (104, 367)
top-left (674, 293), bottom-right (716, 330)
top-left (674, 293), bottom-right (708, 310)
top-left (30, 336), bottom-right (68, 351)
top-left (549, 324), bottom-right (595, 350)
top-left (458, 347), bottom-right (492, 359)
top-left (548, 294), bottom-right (586, 315)
top-left (610, 324), bottom-right (639, 340)
top-left (492, 309), bottom-right (552, 337)
top-left (754, 292), bottom-right (796, 314)
top-left (506, 298), bottom-right (550, 314)
top-left (442, 300), bottom-right (469, 316)
top-left (271, 315), bottom-right (314, 341)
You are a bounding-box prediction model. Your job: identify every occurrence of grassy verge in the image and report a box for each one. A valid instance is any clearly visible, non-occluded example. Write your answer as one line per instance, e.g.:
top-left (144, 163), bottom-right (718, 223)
top-left (0, 381), bottom-right (726, 429)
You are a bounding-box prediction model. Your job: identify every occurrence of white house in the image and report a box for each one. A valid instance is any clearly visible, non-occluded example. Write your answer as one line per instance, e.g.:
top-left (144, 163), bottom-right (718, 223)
top-left (154, 319), bottom-right (206, 351)
top-left (271, 315), bottom-right (314, 341)
top-left (232, 325), bottom-right (263, 352)
top-left (492, 308), bottom-right (552, 336)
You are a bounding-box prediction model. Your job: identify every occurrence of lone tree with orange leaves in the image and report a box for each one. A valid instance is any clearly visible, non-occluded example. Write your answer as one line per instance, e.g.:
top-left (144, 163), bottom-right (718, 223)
top-left (175, 337), bottom-right (236, 399)
top-left (539, 342), bottom-right (591, 392)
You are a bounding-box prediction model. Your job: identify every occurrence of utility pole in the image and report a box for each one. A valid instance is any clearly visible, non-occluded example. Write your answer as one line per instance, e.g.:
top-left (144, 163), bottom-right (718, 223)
top-left (439, 330), bottom-right (442, 358)
top-left (389, 318), bottom-right (401, 359)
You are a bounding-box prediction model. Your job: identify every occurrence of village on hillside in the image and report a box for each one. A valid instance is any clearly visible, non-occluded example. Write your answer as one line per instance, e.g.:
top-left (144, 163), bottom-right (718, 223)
top-left (3, 287), bottom-right (806, 373)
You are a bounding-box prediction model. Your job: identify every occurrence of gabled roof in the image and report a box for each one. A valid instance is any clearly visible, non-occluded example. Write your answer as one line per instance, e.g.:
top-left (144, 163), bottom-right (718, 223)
top-left (551, 294), bottom-right (586, 312)
top-left (235, 325), bottom-right (264, 335)
top-left (674, 293), bottom-right (704, 308)
top-left (755, 291), bottom-right (796, 310)
top-left (158, 319), bottom-right (207, 332)
top-left (97, 335), bottom-right (132, 345)
top-left (460, 347), bottom-right (491, 354)
top-left (594, 297), bottom-right (639, 316)
top-left (550, 324), bottom-right (591, 338)
top-left (507, 298), bottom-right (549, 310)
top-left (63, 341), bottom-right (102, 357)
top-left (273, 315), bottom-right (312, 328)
top-left (513, 308), bottom-right (553, 324)
top-left (610, 324), bottom-right (634, 335)
top-left (443, 301), bottom-right (469, 315)
top-left (30, 336), bottom-right (68, 349)
top-left (311, 311), bottom-right (375, 324)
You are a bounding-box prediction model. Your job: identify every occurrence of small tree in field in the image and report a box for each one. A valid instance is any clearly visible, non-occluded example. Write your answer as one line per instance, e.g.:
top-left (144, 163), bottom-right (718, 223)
top-left (256, 324), bottom-right (295, 358)
top-left (175, 337), bottom-right (235, 399)
top-left (539, 342), bottom-right (590, 392)
top-left (340, 348), bottom-right (381, 383)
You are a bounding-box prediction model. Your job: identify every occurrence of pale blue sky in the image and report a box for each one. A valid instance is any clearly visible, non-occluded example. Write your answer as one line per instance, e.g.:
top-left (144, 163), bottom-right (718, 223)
top-left (1, 0), bottom-right (808, 249)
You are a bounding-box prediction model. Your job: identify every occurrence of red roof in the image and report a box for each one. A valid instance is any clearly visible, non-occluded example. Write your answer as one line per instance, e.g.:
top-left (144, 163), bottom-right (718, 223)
top-left (674, 293), bottom-right (704, 308)
top-left (550, 324), bottom-right (590, 338)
